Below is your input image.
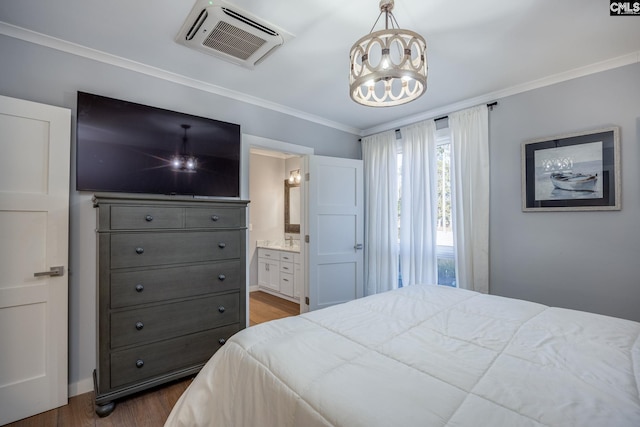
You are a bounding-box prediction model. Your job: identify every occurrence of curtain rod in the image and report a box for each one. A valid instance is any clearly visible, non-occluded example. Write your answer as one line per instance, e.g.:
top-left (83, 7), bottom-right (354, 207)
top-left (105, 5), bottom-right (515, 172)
top-left (434, 101), bottom-right (498, 122)
top-left (358, 101), bottom-right (498, 141)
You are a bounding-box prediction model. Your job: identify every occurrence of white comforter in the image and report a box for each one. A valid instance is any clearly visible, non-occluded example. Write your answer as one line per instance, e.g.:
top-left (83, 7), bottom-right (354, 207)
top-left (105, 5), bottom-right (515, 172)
top-left (165, 285), bottom-right (640, 427)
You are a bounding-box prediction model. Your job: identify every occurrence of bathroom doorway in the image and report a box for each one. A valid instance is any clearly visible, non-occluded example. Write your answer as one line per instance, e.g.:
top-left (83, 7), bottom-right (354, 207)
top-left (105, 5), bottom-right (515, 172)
top-left (244, 135), bottom-right (313, 322)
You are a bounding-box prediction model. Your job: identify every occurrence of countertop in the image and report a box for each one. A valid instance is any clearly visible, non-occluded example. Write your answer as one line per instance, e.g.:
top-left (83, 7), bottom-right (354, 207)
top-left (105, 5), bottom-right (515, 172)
top-left (256, 240), bottom-right (300, 253)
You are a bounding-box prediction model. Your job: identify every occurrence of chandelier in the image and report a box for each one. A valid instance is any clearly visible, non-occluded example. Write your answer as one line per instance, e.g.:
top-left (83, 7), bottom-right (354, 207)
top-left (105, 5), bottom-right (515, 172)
top-left (171, 124), bottom-right (197, 173)
top-left (349, 0), bottom-right (427, 107)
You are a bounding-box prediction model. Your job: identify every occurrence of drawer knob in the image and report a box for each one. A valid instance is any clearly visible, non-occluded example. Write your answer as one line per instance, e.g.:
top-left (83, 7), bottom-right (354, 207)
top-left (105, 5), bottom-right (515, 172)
top-left (218, 274), bottom-right (226, 281)
top-left (218, 306), bottom-right (225, 313)
top-left (218, 242), bottom-right (226, 249)
top-left (211, 215), bottom-right (219, 222)
top-left (135, 321), bottom-right (144, 331)
top-left (218, 338), bottom-right (226, 345)
top-left (145, 214), bottom-right (153, 222)
top-left (135, 247), bottom-right (144, 255)
top-left (135, 284), bottom-right (144, 293)
top-left (136, 359), bottom-right (144, 368)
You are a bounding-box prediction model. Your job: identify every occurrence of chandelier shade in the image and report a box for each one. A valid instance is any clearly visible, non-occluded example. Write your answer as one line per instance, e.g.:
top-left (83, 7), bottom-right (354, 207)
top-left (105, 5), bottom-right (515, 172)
top-left (349, 0), bottom-right (427, 107)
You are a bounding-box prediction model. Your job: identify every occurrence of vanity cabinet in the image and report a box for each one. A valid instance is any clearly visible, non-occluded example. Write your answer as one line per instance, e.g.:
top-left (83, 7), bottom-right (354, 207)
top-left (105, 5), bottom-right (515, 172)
top-left (257, 249), bottom-right (280, 291)
top-left (257, 247), bottom-right (300, 302)
top-left (92, 193), bottom-right (248, 416)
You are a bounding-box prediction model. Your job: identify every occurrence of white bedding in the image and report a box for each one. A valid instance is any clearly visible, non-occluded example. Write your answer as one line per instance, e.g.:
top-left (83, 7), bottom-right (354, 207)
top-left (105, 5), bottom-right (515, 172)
top-left (165, 285), bottom-right (640, 427)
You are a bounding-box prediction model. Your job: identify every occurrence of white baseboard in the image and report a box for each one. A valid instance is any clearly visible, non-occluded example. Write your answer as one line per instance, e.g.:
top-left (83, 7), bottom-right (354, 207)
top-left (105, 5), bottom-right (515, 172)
top-left (249, 285), bottom-right (259, 292)
top-left (68, 376), bottom-right (94, 397)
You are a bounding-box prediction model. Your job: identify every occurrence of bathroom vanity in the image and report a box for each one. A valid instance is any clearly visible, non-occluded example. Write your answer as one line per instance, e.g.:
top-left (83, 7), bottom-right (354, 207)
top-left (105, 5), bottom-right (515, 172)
top-left (256, 242), bottom-right (301, 304)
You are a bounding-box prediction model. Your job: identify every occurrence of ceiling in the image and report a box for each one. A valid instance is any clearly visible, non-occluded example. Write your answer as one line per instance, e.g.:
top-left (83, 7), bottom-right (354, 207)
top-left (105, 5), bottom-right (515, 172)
top-left (1, 0), bottom-right (639, 136)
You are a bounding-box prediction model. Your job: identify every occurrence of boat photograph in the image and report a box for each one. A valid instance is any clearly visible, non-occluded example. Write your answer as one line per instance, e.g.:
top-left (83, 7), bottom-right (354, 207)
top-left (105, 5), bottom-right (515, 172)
top-left (522, 127), bottom-right (619, 211)
top-left (528, 139), bottom-right (605, 202)
top-left (550, 172), bottom-right (597, 192)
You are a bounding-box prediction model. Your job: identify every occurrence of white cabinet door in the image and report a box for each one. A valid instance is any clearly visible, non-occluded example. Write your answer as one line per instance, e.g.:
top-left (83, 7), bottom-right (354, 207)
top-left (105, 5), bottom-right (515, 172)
top-left (258, 259), bottom-right (280, 291)
top-left (0, 95), bottom-right (70, 425)
top-left (305, 155), bottom-right (364, 311)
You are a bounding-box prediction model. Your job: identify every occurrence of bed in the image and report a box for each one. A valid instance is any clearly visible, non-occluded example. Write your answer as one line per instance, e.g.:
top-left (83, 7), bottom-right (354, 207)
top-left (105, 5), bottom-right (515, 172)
top-left (164, 284), bottom-right (640, 426)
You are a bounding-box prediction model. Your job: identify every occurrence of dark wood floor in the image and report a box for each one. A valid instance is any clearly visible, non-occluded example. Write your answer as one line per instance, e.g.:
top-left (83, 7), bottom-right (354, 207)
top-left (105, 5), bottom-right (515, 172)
top-left (7, 291), bottom-right (299, 427)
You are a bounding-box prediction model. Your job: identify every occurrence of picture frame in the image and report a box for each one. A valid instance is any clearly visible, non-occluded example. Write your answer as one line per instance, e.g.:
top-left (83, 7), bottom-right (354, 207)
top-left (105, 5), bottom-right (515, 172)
top-left (522, 126), bottom-right (620, 211)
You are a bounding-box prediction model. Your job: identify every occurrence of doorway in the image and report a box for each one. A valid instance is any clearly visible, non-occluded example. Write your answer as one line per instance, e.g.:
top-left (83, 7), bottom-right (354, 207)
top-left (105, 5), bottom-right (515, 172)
top-left (242, 134), bottom-right (313, 323)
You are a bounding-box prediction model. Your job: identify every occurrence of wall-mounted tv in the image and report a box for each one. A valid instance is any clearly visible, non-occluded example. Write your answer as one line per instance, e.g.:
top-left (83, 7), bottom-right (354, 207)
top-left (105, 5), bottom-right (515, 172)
top-left (76, 91), bottom-right (240, 197)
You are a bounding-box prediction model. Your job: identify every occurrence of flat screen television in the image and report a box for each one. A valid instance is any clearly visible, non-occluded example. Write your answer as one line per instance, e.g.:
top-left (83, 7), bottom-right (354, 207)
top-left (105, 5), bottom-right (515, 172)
top-left (76, 91), bottom-right (240, 197)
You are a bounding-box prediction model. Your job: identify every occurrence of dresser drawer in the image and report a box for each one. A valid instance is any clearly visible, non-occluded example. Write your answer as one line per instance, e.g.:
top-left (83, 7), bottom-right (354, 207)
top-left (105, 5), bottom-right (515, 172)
top-left (110, 206), bottom-right (183, 230)
top-left (185, 207), bottom-right (244, 229)
top-left (110, 323), bottom-right (240, 388)
top-left (110, 230), bottom-right (241, 269)
top-left (111, 260), bottom-right (242, 309)
top-left (111, 292), bottom-right (240, 348)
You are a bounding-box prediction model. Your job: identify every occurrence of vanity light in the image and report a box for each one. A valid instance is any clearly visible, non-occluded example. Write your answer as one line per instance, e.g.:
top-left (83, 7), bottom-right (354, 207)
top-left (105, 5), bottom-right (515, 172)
top-left (288, 169), bottom-right (301, 184)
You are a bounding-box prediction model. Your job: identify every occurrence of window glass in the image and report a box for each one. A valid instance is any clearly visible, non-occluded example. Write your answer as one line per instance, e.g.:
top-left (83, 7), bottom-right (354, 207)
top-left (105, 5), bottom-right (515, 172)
top-left (436, 140), bottom-right (456, 287)
top-left (396, 127), bottom-right (456, 287)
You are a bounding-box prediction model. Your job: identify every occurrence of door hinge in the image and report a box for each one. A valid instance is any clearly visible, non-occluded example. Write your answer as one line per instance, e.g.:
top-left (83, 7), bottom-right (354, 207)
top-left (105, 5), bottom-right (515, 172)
top-left (305, 235), bottom-right (309, 243)
top-left (305, 172), bottom-right (310, 181)
top-left (305, 296), bottom-right (309, 305)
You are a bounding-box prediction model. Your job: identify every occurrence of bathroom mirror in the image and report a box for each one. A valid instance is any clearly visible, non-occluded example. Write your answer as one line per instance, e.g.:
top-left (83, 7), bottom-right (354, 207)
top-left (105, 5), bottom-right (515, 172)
top-left (284, 180), bottom-right (300, 233)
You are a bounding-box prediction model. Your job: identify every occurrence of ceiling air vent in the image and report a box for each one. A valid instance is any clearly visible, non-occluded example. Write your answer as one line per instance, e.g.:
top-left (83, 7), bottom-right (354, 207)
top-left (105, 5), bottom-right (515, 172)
top-left (175, 0), bottom-right (293, 69)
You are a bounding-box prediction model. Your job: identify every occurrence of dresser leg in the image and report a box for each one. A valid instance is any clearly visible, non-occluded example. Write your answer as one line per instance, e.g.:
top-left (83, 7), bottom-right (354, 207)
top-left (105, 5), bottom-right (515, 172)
top-left (93, 368), bottom-right (116, 417)
top-left (95, 400), bottom-right (116, 417)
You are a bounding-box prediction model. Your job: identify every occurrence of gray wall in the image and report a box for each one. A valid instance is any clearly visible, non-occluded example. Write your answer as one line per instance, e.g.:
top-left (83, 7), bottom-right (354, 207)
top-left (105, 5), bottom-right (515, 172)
top-left (0, 34), bottom-right (360, 395)
top-left (489, 62), bottom-right (640, 322)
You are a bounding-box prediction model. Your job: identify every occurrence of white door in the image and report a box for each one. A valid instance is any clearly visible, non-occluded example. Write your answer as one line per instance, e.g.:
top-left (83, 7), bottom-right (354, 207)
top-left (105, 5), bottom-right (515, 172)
top-left (0, 95), bottom-right (70, 424)
top-left (305, 155), bottom-right (363, 311)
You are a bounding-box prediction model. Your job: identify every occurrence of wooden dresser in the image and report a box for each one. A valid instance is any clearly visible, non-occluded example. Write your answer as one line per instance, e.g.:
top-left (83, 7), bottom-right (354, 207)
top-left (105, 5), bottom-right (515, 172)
top-left (92, 193), bottom-right (248, 416)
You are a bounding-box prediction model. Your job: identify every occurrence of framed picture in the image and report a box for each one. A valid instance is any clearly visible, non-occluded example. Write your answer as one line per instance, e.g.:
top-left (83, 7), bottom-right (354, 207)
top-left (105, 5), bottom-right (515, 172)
top-left (522, 126), bottom-right (620, 211)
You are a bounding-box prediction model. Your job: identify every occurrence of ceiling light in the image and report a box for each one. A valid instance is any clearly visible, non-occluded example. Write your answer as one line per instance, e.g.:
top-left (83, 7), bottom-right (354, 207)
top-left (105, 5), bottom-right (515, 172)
top-left (288, 169), bottom-right (301, 184)
top-left (349, 0), bottom-right (427, 107)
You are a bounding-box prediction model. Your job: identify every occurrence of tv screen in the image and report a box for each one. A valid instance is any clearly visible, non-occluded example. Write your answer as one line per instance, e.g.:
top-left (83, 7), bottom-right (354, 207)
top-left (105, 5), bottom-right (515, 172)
top-left (76, 92), bottom-right (240, 197)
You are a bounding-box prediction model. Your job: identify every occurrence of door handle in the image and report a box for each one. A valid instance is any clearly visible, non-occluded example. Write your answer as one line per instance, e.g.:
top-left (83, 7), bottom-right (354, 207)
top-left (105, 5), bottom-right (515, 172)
top-left (354, 244), bottom-right (363, 250)
top-left (34, 266), bottom-right (65, 277)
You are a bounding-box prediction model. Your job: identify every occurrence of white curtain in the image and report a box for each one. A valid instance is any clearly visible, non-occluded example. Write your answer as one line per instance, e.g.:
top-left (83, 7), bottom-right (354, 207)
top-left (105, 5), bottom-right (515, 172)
top-left (400, 121), bottom-right (438, 286)
top-left (449, 105), bottom-right (490, 293)
top-left (361, 130), bottom-right (399, 296)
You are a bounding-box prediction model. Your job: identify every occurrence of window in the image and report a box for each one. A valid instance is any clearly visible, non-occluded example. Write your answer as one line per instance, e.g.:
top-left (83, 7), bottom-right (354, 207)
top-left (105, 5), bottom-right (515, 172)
top-left (434, 129), bottom-right (455, 287)
top-left (397, 127), bottom-right (456, 287)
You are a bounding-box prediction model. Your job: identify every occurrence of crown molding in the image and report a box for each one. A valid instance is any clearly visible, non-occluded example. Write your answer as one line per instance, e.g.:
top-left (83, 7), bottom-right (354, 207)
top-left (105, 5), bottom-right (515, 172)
top-left (0, 21), bottom-right (361, 136)
top-left (362, 50), bottom-right (640, 136)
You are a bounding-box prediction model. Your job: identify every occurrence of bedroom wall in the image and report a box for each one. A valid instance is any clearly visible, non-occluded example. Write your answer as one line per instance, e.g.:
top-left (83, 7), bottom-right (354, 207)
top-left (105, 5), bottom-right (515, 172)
top-left (489, 62), bottom-right (640, 322)
top-left (0, 34), bottom-right (361, 396)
